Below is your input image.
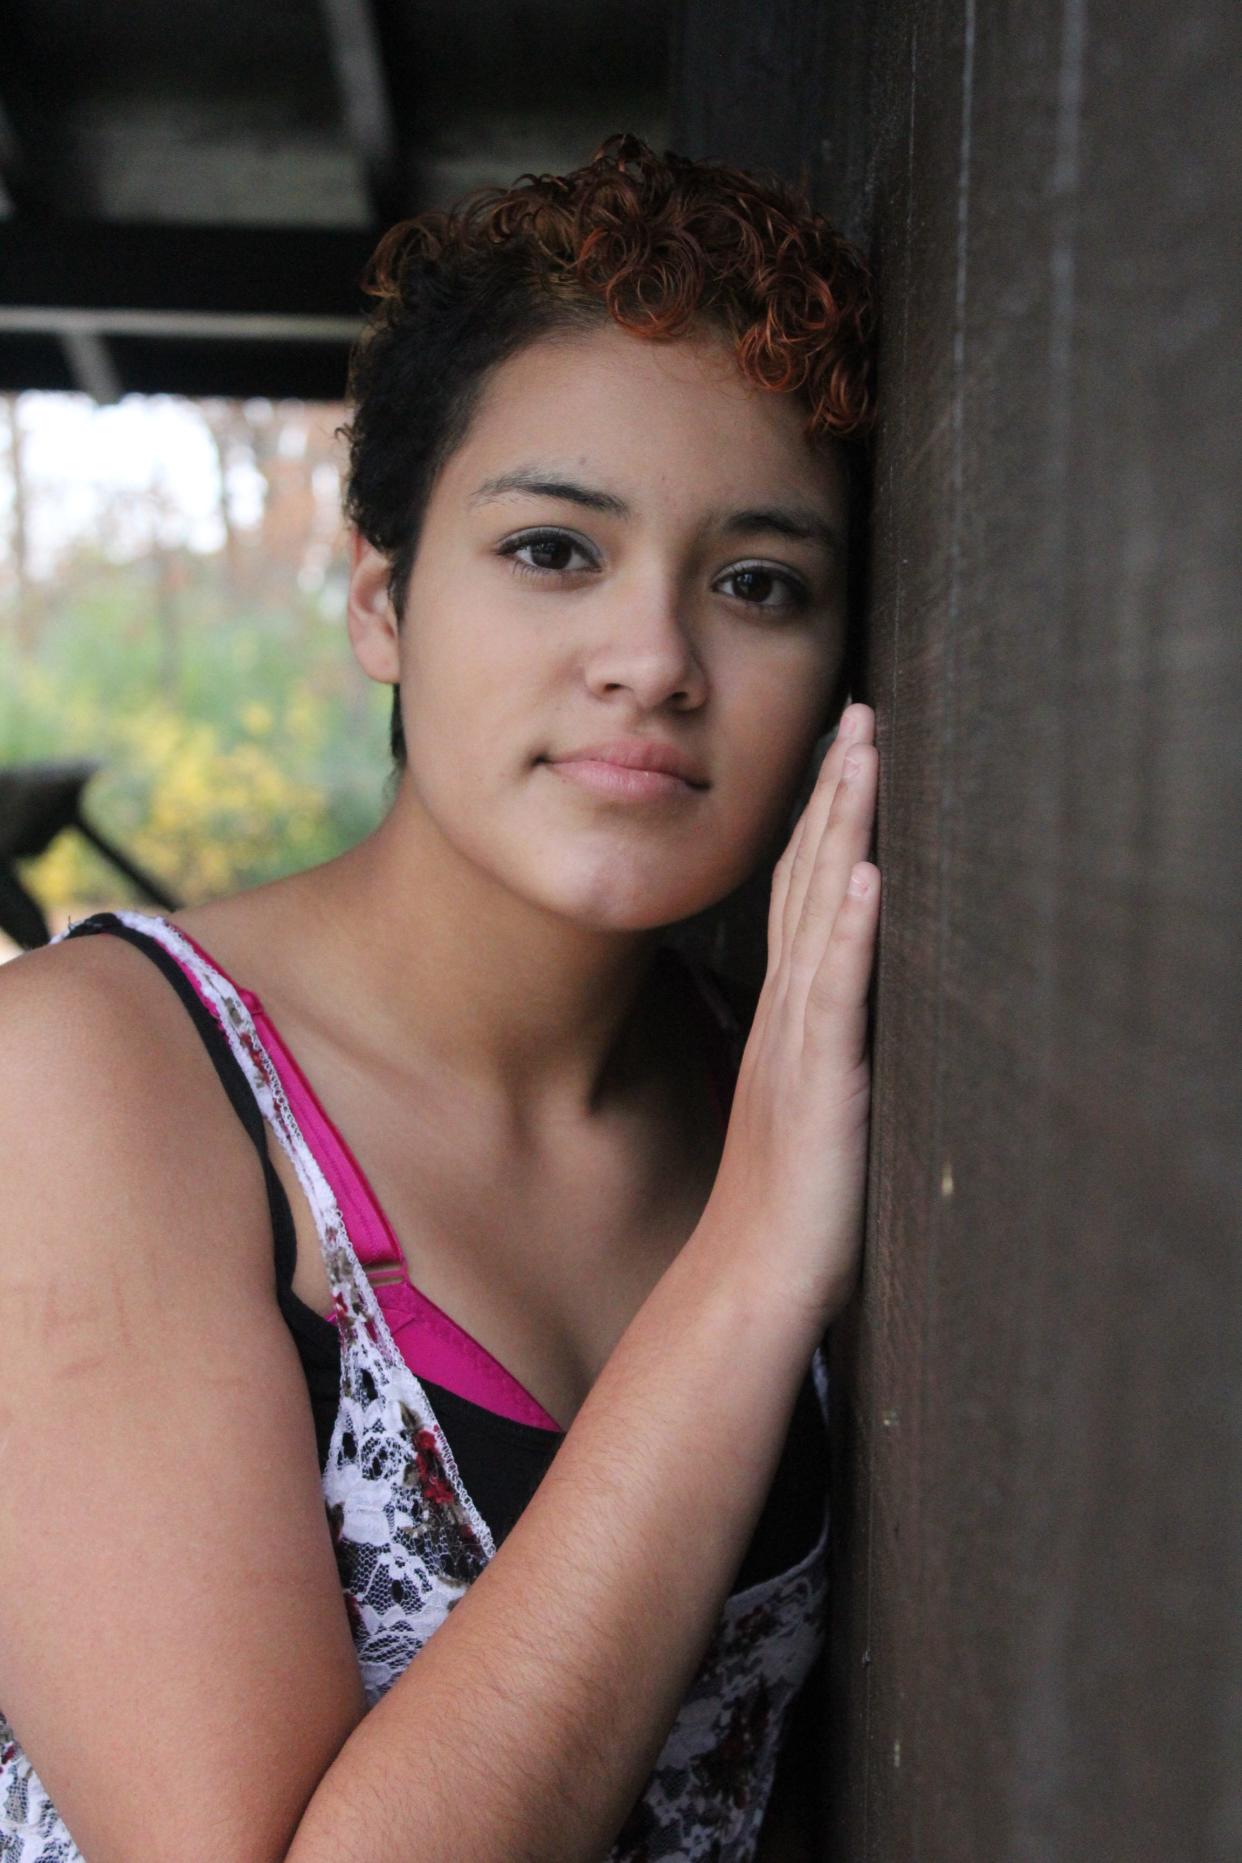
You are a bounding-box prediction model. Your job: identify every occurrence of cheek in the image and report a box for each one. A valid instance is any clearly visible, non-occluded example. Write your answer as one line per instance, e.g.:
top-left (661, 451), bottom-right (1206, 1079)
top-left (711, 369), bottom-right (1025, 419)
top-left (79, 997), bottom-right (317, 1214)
top-left (400, 594), bottom-right (533, 771)
top-left (721, 660), bottom-right (835, 822)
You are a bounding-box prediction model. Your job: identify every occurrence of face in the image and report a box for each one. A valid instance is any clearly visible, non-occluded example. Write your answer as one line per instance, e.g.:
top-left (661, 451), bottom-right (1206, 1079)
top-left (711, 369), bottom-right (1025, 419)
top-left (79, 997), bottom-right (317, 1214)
top-left (348, 318), bottom-right (850, 933)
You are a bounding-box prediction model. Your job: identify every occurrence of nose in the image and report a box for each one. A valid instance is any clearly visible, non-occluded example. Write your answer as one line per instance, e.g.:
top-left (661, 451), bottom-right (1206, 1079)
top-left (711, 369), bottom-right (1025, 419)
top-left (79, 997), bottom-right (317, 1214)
top-left (581, 578), bottom-right (707, 712)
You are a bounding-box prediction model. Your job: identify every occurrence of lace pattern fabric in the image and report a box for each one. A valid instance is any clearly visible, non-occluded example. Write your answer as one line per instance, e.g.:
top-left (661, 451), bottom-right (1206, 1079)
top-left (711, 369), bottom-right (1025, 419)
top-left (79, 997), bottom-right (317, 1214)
top-left (1, 910), bottom-right (830, 1862)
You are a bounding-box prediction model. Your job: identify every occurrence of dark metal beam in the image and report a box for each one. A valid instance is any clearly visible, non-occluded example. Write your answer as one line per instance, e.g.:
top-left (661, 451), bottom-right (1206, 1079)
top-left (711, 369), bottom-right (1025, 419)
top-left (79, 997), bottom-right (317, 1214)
top-left (319, 0), bottom-right (412, 224)
top-left (0, 99), bottom-right (19, 216)
top-left (0, 332), bottom-right (355, 403)
top-left (59, 328), bottom-right (122, 403)
top-left (2, 308), bottom-right (363, 344)
top-left (0, 74), bottom-right (97, 219)
top-left (0, 219), bottom-right (381, 322)
top-left (106, 334), bottom-right (355, 402)
top-left (0, 333), bottom-right (74, 393)
top-left (0, 218), bottom-right (378, 397)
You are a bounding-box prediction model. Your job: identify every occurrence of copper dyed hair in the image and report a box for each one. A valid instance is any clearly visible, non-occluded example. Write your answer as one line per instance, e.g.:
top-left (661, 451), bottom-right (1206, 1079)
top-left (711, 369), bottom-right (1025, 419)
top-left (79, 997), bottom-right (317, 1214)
top-left (342, 132), bottom-right (877, 768)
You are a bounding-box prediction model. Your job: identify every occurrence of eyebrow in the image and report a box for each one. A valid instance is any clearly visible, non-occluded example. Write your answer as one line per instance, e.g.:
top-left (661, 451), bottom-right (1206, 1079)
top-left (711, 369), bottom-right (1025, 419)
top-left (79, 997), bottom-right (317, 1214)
top-left (468, 467), bottom-right (841, 559)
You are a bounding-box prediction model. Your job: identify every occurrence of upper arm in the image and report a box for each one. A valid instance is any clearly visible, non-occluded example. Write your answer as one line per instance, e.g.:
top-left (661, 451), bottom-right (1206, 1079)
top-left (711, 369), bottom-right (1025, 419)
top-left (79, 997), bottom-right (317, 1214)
top-left (0, 940), bottom-right (367, 1862)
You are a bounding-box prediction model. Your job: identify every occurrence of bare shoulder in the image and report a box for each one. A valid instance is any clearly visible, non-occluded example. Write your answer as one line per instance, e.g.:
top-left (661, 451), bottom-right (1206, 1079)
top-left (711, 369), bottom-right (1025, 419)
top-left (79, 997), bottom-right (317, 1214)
top-left (0, 921), bottom-right (288, 1367)
top-left (0, 918), bottom-right (187, 1046)
top-left (0, 927), bottom-right (256, 1265)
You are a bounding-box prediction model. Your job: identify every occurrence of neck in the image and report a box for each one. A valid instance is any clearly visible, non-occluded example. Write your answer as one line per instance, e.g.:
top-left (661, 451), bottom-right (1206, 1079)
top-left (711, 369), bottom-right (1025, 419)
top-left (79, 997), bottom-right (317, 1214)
top-left (267, 781), bottom-right (669, 1130)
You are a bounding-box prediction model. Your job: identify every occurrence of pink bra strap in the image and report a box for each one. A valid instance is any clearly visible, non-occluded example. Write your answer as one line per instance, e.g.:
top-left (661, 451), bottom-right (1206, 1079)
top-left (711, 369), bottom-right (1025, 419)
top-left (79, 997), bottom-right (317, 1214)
top-left (161, 922), bottom-right (738, 1435)
top-left (165, 924), bottom-right (565, 1427)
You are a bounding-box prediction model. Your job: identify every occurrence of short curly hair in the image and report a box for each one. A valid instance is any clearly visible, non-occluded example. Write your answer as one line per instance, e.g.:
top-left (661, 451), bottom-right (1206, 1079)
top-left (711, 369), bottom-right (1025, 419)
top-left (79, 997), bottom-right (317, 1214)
top-left (341, 131), bottom-right (878, 768)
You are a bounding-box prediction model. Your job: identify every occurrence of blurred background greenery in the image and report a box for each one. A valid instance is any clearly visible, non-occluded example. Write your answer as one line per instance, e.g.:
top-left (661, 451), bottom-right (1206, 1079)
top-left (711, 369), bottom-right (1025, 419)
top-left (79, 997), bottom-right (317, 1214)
top-left (0, 391), bottom-right (392, 952)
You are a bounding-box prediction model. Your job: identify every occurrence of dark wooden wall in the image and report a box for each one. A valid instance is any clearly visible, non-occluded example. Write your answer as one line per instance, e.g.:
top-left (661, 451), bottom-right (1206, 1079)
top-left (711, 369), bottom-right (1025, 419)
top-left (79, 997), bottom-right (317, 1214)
top-left (670, 2), bottom-right (1242, 1857)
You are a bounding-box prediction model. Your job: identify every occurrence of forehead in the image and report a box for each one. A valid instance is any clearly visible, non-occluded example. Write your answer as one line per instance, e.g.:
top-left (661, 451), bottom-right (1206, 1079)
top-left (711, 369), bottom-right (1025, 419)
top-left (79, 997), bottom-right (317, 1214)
top-left (440, 320), bottom-right (846, 518)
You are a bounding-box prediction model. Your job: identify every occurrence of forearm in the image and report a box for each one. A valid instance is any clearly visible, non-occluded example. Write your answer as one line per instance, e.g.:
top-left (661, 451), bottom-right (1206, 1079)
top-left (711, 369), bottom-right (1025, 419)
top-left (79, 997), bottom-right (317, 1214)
top-left (286, 1216), bottom-right (827, 1863)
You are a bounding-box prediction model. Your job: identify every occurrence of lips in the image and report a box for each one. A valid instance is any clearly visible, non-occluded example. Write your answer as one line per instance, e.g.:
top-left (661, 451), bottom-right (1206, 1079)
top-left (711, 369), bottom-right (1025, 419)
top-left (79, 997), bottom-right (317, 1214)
top-left (545, 736), bottom-right (708, 787)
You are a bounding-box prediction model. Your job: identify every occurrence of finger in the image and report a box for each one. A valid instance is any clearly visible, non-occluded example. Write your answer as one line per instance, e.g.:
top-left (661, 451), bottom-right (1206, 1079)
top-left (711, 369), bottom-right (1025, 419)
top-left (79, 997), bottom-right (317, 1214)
top-left (785, 726), bottom-right (875, 968)
top-left (780, 706), bottom-right (872, 965)
top-left (766, 810), bottom-right (807, 976)
top-left (776, 750), bottom-right (839, 982)
top-left (804, 861), bottom-right (881, 1071)
top-left (785, 735), bottom-right (877, 995)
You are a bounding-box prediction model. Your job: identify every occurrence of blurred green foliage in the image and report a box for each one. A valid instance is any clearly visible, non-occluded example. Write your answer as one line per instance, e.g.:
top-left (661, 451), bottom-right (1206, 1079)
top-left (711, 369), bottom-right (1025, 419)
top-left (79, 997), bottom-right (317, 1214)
top-left (2, 552), bottom-right (393, 919)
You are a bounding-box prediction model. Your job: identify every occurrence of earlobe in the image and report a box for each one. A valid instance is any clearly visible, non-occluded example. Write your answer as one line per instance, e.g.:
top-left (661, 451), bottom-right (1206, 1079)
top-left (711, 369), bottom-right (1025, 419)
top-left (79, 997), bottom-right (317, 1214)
top-left (346, 530), bottom-right (401, 685)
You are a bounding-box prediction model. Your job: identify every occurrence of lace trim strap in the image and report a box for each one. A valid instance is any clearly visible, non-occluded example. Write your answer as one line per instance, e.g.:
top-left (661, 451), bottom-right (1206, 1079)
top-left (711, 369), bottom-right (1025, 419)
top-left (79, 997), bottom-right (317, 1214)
top-left (58, 910), bottom-right (302, 1304)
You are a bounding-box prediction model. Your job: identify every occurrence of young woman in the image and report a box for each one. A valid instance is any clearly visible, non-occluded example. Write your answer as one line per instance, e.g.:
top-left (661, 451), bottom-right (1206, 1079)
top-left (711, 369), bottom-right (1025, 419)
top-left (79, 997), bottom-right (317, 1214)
top-left (0, 134), bottom-right (880, 1860)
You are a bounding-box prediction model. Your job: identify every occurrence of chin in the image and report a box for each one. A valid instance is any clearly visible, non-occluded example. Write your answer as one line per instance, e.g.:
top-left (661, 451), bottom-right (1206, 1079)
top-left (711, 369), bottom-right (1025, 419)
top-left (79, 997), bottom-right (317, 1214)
top-left (541, 857), bottom-right (748, 935)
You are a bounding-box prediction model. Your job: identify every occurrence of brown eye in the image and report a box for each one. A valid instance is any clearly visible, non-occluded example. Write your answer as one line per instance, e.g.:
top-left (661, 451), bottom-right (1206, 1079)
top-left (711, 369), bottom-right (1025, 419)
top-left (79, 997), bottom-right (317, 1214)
top-left (717, 563), bottom-right (808, 612)
top-left (498, 529), bottom-right (598, 579)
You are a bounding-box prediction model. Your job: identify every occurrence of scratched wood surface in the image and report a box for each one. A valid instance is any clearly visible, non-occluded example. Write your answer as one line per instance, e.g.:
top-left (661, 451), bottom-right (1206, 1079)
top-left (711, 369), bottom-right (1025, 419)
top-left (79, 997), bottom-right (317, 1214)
top-left (670, 1), bottom-right (1242, 1856)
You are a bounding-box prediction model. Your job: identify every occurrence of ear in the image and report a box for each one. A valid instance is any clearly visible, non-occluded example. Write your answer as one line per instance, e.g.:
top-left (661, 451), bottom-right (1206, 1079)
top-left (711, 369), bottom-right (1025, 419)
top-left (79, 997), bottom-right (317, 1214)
top-left (346, 529), bottom-right (401, 685)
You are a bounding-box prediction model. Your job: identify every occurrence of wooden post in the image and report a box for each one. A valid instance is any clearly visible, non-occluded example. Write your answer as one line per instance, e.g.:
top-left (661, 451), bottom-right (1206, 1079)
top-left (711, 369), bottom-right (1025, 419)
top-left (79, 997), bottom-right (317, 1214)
top-left (670, 1), bottom-right (1242, 1855)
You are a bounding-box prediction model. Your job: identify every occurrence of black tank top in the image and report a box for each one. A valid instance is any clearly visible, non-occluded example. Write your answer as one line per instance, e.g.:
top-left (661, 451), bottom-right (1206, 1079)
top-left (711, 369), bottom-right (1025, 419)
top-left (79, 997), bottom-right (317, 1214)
top-left (62, 912), bottom-right (827, 1588)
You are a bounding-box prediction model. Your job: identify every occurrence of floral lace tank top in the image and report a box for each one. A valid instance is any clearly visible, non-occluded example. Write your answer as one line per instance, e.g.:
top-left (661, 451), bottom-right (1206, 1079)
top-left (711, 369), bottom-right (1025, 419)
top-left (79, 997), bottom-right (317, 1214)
top-left (0, 909), bottom-right (832, 1863)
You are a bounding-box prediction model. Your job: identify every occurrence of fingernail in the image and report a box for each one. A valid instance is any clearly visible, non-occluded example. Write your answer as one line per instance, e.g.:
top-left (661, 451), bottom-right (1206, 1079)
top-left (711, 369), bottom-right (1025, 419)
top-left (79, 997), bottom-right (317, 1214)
top-left (843, 752), bottom-right (861, 779)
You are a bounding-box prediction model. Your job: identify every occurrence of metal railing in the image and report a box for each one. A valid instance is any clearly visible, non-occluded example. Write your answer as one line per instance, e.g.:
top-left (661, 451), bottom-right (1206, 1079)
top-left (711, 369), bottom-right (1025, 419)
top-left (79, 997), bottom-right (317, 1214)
top-left (0, 760), bottom-right (180, 948)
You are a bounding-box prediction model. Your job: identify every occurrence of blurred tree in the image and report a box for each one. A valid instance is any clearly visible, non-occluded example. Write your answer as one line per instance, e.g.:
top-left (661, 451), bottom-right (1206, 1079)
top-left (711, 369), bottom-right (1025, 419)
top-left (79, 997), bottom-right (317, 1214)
top-left (2, 393), bottom-right (37, 653)
top-left (0, 391), bottom-right (386, 930)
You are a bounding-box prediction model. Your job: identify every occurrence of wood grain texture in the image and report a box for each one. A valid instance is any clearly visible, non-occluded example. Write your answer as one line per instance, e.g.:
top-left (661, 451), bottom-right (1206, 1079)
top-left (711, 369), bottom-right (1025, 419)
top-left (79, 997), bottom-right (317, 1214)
top-left (670, 0), bottom-right (1242, 1854)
